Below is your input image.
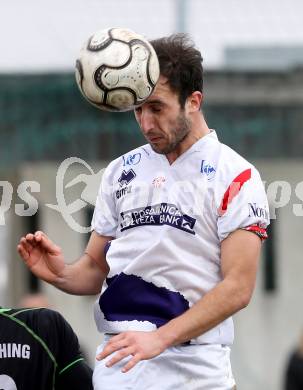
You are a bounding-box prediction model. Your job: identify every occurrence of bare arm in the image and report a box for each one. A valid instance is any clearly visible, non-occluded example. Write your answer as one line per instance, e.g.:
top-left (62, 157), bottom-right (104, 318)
top-left (98, 229), bottom-right (262, 372)
top-left (157, 229), bottom-right (261, 345)
top-left (56, 231), bottom-right (112, 295)
top-left (18, 230), bottom-right (113, 295)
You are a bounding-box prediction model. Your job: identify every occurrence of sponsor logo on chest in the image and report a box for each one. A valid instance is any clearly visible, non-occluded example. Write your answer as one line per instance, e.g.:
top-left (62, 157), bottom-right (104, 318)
top-left (120, 202), bottom-right (196, 234)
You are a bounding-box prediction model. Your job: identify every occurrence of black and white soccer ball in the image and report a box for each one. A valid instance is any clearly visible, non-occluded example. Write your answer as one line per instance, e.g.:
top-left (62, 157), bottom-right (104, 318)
top-left (75, 27), bottom-right (160, 112)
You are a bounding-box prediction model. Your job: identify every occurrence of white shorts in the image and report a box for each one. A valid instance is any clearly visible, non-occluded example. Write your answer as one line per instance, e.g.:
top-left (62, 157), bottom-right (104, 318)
top-left (93, 335), bottom-right (236, 390)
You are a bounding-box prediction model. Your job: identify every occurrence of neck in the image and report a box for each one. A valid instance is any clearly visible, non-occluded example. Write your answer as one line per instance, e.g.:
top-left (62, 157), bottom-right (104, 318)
top-left (166, 113), bottom-right (210, 164)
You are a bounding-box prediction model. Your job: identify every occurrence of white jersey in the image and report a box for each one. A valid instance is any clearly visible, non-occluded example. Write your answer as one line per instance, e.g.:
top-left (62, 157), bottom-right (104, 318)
top-left (92, 130), bottom-right (269, 345)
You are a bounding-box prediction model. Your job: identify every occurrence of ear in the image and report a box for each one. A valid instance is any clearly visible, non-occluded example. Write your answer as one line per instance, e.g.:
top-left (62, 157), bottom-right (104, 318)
top-left (186, 91), bottom-right (202, 113)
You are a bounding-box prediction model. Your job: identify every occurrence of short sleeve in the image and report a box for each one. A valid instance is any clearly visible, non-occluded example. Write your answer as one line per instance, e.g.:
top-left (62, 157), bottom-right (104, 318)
top-left (91, 163), bottom-right (118, 237)
top-left (50, 310), bottom-right (83, 371)
top-left (52, 311), bottom-right (93, 390)
top-left (216, 167), bottom-right (270, 242)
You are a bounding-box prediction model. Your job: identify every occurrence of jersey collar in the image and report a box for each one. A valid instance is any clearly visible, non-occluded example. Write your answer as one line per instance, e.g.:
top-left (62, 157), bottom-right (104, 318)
top-left (190, 129), bottom-right (218, 152)
top-left (0, 308), bottom-right (11, 313)
top-left (145, 129), bottom-right (219, 164)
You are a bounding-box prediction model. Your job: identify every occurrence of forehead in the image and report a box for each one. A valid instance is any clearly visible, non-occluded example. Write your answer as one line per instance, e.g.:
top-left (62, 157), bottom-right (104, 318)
top-left (146, 76), bottom-right (178, 103)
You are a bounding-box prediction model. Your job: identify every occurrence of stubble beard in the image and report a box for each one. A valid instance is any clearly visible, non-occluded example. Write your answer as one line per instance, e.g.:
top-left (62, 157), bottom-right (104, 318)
top-left (150, 113), bottom-right (192, 155)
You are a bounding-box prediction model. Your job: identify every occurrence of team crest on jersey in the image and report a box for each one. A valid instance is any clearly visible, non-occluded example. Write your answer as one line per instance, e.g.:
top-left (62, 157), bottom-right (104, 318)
top-left (118, 169), bottom-right (136, 187)
top-left (122, 153), bottom-right (141, 166)
top-left (200, 160), bottom-right (216, 180)
top-left (152, 176), bottom-right (166, 188)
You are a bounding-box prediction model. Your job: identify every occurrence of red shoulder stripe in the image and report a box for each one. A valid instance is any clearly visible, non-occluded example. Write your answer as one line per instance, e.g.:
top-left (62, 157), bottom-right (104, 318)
top-left (218, 168), bottom-right (251, 216)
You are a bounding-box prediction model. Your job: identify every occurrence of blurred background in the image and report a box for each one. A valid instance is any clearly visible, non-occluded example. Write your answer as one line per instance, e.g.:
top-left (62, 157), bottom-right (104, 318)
top-left (1, 1), bottom-right (303, 388)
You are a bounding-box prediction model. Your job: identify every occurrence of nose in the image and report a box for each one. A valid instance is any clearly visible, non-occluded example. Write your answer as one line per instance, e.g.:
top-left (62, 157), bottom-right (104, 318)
top-left (138, 109), bottom-right (154, 135)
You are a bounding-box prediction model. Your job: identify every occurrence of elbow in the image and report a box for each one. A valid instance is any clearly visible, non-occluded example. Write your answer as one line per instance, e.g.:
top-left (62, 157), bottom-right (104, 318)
top-left (238, 296), bottom-right (250, 310)
top-left (237, 288), bottom-right (253, 310)
top-left (226, 276), bottom-right (256, 311)
top-left (228, 280), bottom-right (254, 311)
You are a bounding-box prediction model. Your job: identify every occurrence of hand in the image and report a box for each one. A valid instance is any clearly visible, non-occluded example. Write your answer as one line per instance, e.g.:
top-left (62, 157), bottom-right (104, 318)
top-left (96, 330), bottom-right (167, 373)
top-left (17, 231), bottom-right (65, 284)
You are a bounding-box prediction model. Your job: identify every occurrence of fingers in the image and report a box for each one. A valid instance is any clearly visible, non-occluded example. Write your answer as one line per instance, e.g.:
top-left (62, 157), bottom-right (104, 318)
top-left (96, 335), bottom-right (128, 360)
top-left (33, 231), bottom-right (60, 255)
top-left (18, 231), bottom-right (60, 257)
top-left (98, 342), bottom-right (142, 373)
top-left (20, 236), bottom-right (35, 252)
top-left (105, 346), bottom-right (135, 368)
top-left (121, 354), bottom-right (141, 373)
top-left (17, 243), bottom-right (30, 261)
top-left (96, 333), bottom-right (144, 373)
top-left (17, 235), bottom-right (36, 262)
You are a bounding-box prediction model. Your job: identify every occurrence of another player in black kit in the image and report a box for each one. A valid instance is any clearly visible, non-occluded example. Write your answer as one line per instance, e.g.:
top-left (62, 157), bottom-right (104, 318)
top-left (0, 307), bottom-right (93, 390)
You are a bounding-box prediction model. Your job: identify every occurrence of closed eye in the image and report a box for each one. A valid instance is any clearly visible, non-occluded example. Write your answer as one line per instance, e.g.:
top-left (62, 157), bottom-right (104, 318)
top-left (151, 107), bottom-right (161, 113)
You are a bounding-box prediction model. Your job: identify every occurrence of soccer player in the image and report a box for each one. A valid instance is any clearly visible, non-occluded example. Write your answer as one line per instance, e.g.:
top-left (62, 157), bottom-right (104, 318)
top-left (0, 307), bottom-right (93, 390)
top-left (18, 33), bottom-right (270, 389)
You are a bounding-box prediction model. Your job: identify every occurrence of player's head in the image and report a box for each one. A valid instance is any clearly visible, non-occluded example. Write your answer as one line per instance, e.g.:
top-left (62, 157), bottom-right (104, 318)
top-left (18, 293), bottom-right (51, 308)
top-left (150, 33), bottom-right (203, 108)
top-left (134, 76), bottom-right (191, 155)
top-left (134, 34), bottom-right (203, 156)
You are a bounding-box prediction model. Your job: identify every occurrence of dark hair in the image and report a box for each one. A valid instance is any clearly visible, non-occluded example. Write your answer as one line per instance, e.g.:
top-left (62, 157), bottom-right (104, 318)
top-left (150, 33), bottom-right (203, 108)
